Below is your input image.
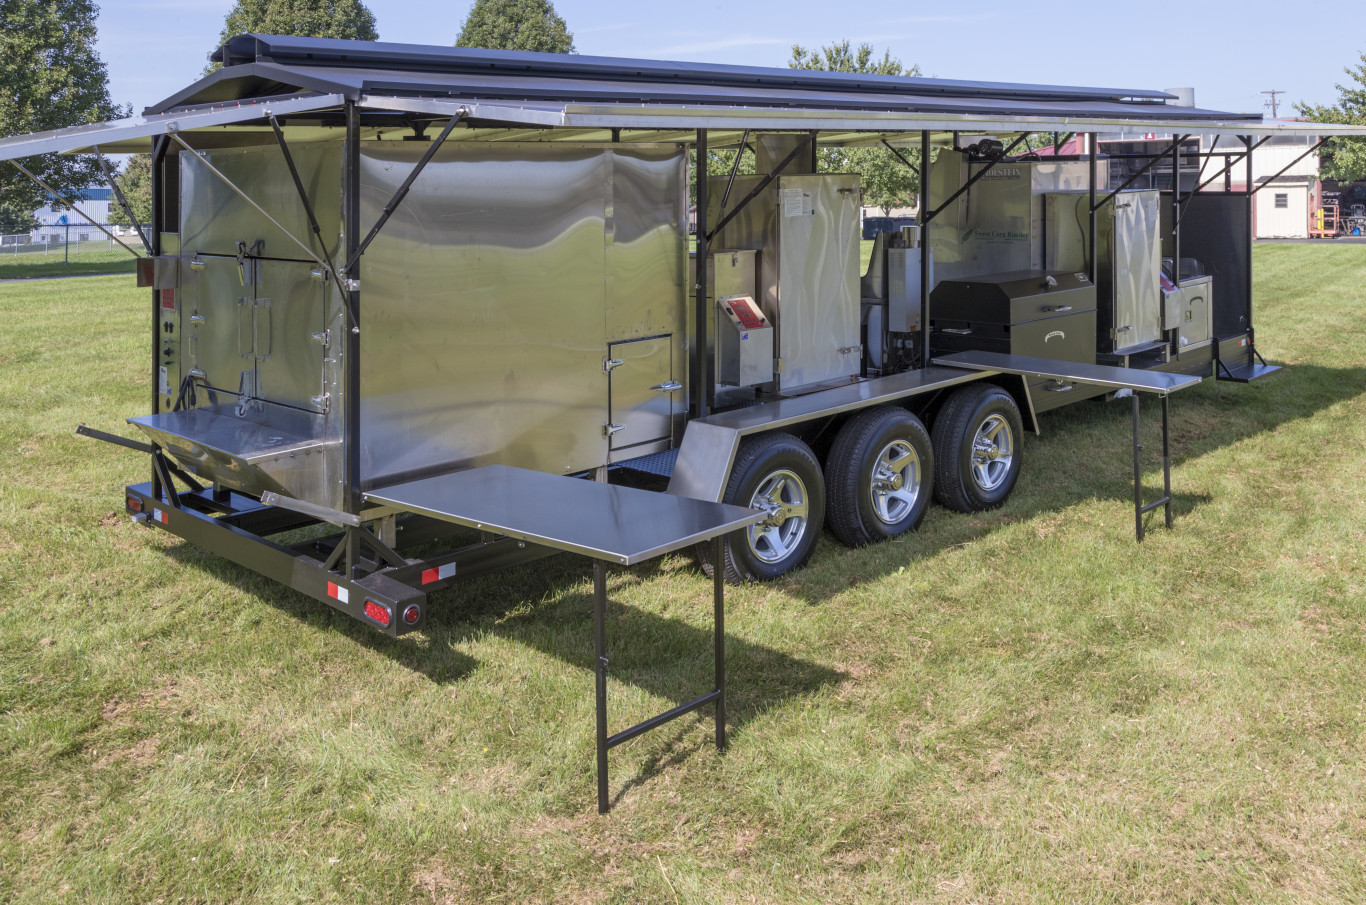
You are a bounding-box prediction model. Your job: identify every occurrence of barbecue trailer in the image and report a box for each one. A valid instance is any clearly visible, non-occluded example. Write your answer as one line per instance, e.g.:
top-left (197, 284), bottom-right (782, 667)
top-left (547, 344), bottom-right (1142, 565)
top-left (5, 35), bottom-right (1364, 812)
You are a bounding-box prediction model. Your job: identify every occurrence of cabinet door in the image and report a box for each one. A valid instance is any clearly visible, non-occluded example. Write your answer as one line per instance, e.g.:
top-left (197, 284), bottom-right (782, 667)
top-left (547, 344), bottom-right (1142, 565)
top-left (608, 336), bottom-right (675, 452)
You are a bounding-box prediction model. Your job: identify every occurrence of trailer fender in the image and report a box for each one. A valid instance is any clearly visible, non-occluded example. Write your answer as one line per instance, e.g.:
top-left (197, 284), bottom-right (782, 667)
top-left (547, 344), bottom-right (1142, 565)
top-left (666, 421), bottom-right (740, 502)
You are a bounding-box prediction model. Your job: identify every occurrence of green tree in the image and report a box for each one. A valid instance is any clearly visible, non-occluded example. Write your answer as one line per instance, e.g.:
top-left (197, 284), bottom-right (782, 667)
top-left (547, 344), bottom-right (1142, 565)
top-left (0, 0), bottom-right (124, 218)
top-left (1297, 52), bottom-right (1366, 184)
top-left (788, 41), bottom-right (923, 213)
top-left (109, 154), bottom-right (153, 227)
top-left (455, 0), bottom-right (574, 54)
top-left (211, 0), bottom-right (379, 68)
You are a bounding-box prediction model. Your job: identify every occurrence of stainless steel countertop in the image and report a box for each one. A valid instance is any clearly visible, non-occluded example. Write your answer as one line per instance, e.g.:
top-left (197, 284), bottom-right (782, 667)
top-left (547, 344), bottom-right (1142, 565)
top-left (932, 350), bottom-right (1202, 395)
top-left (365, 464), bottom-right (766, 565)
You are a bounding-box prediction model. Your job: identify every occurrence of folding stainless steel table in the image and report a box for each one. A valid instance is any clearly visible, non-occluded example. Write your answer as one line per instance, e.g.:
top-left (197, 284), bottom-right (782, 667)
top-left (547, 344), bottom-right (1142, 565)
top-left (366, 464), bottom-right (765, 812)
top-left (934, 350), bottom-right (1203, 540)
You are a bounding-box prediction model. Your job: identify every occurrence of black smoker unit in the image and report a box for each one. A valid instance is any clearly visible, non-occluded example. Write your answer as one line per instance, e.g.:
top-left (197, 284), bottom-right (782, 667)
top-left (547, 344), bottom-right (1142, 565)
top-left (931, 270), bottom-right (1102, 411)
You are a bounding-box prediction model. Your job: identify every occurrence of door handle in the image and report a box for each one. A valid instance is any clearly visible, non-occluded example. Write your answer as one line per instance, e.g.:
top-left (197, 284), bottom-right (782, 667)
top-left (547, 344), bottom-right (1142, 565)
top-left (651, 381), bottom-right (683, 392)
top-left (1042, 305), bottom-right (1073, 313)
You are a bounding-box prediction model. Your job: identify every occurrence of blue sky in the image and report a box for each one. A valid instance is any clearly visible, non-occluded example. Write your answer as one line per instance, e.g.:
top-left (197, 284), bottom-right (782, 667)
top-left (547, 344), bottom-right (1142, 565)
top-left (96, 0), bottom-right (1366, 118)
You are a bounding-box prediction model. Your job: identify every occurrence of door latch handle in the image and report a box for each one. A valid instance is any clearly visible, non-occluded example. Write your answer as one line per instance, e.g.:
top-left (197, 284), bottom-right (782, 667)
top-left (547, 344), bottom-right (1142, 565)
top-left (603, 358), bottom-right (625, 372)
top-left (603, 423), bottom-right (626, 437)
top-left (650, 380), bottom-right (683, 392)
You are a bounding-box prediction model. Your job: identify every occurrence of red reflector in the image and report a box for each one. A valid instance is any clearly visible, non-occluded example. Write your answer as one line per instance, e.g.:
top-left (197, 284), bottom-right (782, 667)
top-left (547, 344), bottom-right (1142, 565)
top-left (126, 495), bottom-right (143, 513)
top-left (421, 567), bottom-right (439, 584)
top-left (403, 604), bottom-right (420, 625)
top-left (364, 600), bottom-right (391, 627)
top-left (160, 289), bottom-right (175, 310)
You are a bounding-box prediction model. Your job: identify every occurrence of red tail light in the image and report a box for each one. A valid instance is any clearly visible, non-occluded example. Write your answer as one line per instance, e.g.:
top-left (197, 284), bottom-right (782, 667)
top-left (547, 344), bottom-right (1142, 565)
top-left (402, 604), bottom-right (420, 625)
top-left (364, 600), bottom-right (391, 627)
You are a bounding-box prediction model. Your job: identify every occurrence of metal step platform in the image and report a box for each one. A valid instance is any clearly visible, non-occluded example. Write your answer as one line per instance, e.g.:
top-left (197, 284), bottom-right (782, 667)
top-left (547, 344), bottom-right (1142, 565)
top-left (933, 350), bottom-right (1202, 540)
top-left (1217, 362), bottom-right (1282, 382)
top-left (365, 465), bottom-right (764, 813)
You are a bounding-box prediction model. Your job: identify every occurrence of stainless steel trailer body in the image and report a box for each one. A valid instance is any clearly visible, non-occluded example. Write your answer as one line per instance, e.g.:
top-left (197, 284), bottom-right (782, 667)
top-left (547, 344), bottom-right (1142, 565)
top-left (5, 33), bottom-right (1365, 810)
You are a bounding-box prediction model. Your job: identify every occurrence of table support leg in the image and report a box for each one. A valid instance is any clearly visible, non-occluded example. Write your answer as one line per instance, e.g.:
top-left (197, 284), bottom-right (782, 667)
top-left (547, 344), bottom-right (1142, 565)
top-left (1162, 393), bottom-right (1173, 529)
top-left (713, 535), bottom-right (726, 752)
top-left (594, 560), bottom-right (609, 815)
top-left (1132, 393), bottom-right (1144, 542)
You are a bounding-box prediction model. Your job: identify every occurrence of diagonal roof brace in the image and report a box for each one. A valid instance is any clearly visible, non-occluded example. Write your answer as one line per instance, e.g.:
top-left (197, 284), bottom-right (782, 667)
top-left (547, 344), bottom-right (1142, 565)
top-left (341, 110), bottom-right (465, 276)
top-left (5, 158), bottom-right (145, 259)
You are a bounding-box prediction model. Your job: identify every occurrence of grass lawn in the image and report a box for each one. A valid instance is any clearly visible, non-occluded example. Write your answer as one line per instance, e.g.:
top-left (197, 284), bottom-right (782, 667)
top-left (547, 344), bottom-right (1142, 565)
top-left (1, 245), bottom-right (1364, 903)
top-left (0, 245), bottom-right (143, 280)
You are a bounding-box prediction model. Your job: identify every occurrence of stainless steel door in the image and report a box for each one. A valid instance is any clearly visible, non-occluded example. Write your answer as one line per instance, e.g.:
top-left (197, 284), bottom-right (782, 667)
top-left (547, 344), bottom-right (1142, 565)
top-left (253, 259), bottom-right (327, 413)
top-left (1111, 192), bottom-right (1162, 348)
top-left (608, 335), bottom-right (675, 452)
top-left (187, 255), bottom-right (252, 400)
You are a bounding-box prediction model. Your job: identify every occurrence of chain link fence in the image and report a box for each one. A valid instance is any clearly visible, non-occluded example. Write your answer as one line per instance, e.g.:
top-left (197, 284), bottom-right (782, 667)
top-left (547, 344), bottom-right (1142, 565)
top-left (0, 222), bottom-right (150, 267)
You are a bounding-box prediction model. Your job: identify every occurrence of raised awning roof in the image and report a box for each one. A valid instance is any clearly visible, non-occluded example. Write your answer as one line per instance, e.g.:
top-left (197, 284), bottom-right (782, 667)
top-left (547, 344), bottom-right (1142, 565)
top-left (2, 34), bottom-right (1364, 162)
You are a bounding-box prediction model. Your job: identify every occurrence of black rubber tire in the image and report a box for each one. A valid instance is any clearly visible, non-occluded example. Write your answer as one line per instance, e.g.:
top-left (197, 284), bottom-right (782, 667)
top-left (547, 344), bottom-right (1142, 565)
top-left (824, 406), bottom-right (933, 547)
top-left (698, 432), bottom-right (825, 583)
top-left (932, 384), bottom-right (1024, 513)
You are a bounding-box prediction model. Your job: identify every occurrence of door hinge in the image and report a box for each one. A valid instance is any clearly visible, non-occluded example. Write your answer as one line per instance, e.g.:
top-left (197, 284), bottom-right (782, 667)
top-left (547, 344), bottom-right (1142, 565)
top-left (311, 329), bottom-right (331, 348)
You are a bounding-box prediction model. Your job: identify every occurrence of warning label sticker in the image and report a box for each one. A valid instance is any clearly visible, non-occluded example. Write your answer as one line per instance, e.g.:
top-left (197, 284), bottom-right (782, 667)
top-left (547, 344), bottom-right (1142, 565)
top-left (782, 188), bottom-right (811, 218)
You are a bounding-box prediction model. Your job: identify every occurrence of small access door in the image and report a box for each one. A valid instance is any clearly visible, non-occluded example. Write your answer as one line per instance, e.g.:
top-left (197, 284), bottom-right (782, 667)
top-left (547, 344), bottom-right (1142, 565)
top-left (606, 335), bottom-right (676, 455)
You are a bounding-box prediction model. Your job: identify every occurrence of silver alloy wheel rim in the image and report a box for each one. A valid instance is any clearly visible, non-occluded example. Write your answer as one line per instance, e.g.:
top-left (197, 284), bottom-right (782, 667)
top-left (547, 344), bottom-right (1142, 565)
top-left (868, 439), bottom-right (922, 525)
top-left (970, 413), bottom-right (1014, 492)
top-left (746, 468), bottom-right (809, 564)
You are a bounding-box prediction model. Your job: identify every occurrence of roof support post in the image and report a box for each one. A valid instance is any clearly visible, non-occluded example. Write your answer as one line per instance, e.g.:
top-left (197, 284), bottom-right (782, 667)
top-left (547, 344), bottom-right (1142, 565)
top-left (693, 129), bottom-right (710, 420)
top-left (919, 130), bottom-right (931, 368)
top-left (1092, 134), bottom-right (1188, 212)
top-left (808, 130), bottom-right (819, 173)
top-left (342, 111), bottom-right (463, 275)
top-left (344, 102), bottom-right (363, 523)
top-left (1088, 134), bottom-right (1098, 284)
top-left (1171, 137), bottom-right (1182, 289)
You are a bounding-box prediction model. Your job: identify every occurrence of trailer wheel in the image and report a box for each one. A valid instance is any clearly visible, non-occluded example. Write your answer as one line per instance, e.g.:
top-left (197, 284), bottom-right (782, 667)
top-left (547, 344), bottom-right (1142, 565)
top-left (824, 406), bottom-right (933, 547)
top-left (932, 384), bottom-right (1023, 513)
top-left (700, 432), bottom-right (825, 582)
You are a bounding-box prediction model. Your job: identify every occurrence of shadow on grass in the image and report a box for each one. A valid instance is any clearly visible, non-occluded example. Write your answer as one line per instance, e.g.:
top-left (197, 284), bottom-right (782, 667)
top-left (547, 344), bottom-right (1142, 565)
top-left (163, 537), bottom-right (845, 735)
top-left (154, 361), bottom-right (1363, 728)
top-left (762, 361), bottom-right (1366, 603)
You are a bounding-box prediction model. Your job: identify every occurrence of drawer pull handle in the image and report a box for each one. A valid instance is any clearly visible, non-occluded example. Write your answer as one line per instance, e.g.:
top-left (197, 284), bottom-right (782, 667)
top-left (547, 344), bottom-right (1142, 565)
top-left (1042, 305), bottom-right (1073, 313)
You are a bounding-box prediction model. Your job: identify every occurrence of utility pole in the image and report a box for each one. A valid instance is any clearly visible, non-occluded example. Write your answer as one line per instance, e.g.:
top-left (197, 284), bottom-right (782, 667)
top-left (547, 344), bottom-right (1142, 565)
top-left (1261, 89), bottom-right (1286, 119)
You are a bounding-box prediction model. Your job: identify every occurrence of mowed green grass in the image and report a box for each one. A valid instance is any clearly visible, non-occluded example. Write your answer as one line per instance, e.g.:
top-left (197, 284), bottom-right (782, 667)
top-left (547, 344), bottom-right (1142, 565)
top-left (0, 244), bottom-right (143, 280)
top-left (1, 245), bottom-right (1364, 903)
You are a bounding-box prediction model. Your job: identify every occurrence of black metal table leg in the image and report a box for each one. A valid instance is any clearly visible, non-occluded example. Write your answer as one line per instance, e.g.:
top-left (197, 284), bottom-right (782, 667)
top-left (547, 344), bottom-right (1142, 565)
top-left (1132, 393), bottom-right (1144, 541)
top-left (594, 559), bottom-right (609, 815)
top-left (714, 534), bottom-right (726, 751)
top-left (1162, 393), bottom-right (1173, 529)
top-left (593, 537), bottom-right (731, 813)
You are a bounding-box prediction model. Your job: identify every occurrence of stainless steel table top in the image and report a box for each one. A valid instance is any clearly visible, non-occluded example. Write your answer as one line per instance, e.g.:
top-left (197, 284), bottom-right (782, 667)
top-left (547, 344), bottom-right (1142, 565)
top-left (932, 350), bottom-right (1202, 396)
top-left (365, 464), bottom-right (766, 565)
